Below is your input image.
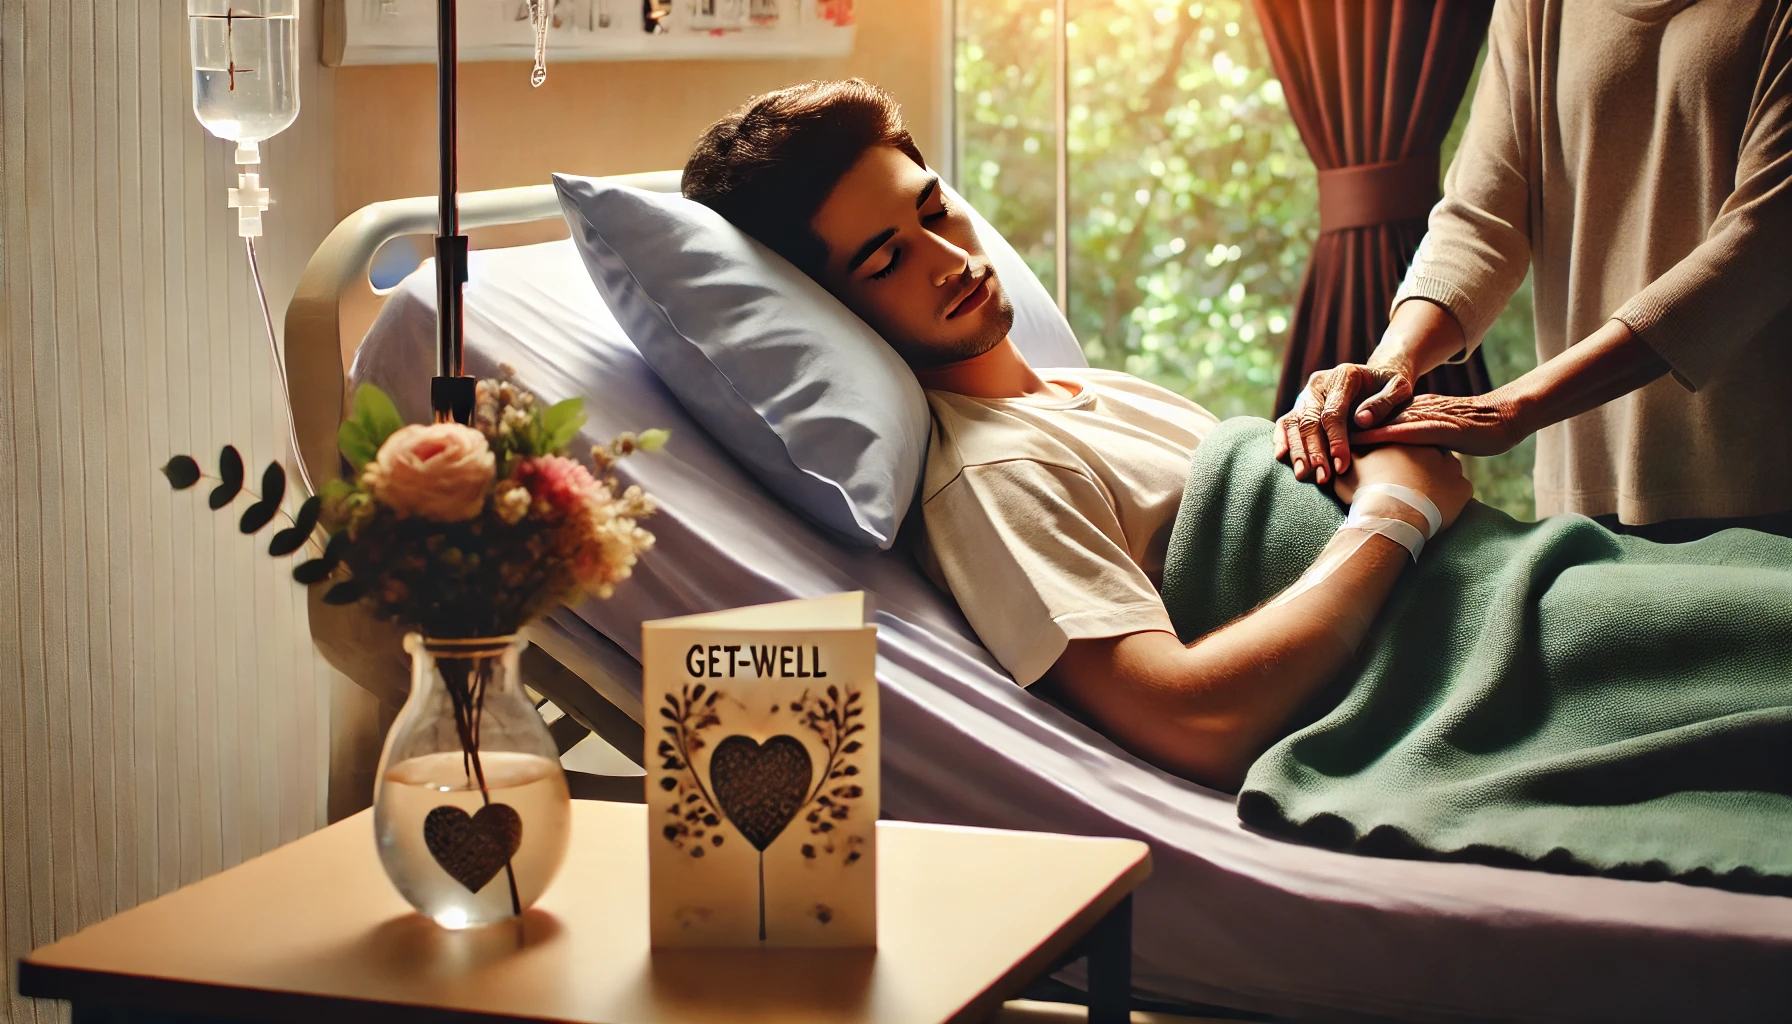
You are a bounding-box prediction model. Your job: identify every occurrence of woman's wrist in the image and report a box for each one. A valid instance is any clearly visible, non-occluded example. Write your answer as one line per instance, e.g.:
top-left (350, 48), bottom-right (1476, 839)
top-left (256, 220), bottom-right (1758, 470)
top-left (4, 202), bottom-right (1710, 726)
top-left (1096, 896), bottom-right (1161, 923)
top-left (1477, 381), bottom-right (1538, 445)
top-left (1492, 320), bottom-right (1663, 440)
top-left (1374, 299), bottom-right (1467, 378)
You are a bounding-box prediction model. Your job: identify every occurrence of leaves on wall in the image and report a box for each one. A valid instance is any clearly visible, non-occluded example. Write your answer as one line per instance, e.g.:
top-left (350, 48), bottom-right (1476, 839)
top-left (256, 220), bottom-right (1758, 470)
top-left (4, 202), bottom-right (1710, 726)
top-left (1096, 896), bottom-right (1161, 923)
top-left (292, 530), bottom-right (347, 585)
top-left (322, 579), bottom-right (365, 605)
top-left (268, 495), bottom-right (321, 556)
top-left (161, 455), bottom-right (201, 489)
top-left (291, 558), bottom-right (334, 585)
top-left (238, 462), bottom-right (287, 534)
top-left (208, 445), bottom-right (245, 509)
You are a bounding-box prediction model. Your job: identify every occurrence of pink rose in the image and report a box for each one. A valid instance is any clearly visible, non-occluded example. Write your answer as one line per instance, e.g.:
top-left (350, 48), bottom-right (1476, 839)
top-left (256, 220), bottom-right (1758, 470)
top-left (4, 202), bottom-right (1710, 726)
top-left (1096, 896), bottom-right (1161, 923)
top-left (510, 455), bottom-right (605, 518)
top-left (363, 423), bottom-right (495, 522)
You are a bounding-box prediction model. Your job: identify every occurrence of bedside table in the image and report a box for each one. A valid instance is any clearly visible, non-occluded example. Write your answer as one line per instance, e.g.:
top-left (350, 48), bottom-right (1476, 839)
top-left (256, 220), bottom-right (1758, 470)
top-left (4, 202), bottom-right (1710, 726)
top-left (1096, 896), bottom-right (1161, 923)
top-left (20, 801), bottom-right (1151, 1023)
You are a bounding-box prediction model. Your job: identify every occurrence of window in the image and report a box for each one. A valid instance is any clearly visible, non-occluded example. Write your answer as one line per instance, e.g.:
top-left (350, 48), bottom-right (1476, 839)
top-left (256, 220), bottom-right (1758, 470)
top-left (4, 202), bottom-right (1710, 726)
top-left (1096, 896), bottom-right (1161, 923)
top-left (955, 0), bottom-right (1538, 519)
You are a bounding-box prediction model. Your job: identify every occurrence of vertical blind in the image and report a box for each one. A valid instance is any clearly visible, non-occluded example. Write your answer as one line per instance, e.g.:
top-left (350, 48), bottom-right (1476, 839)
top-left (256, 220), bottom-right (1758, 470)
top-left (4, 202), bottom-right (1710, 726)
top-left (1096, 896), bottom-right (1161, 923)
top-left (0, 3), bottom-right (339, 1020)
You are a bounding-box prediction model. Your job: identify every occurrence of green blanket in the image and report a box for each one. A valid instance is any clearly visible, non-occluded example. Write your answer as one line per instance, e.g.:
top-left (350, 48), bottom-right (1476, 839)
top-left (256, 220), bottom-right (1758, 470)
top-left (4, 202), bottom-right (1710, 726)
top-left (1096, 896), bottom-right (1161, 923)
top-left (1161, 417), bottom-right (1792, 893)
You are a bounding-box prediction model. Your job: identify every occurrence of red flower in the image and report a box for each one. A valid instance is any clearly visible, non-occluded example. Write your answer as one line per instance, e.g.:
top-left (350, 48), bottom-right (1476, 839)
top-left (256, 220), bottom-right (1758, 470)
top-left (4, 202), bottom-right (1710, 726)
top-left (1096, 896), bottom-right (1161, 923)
top-left (509, 455), bottom-right (604, 519)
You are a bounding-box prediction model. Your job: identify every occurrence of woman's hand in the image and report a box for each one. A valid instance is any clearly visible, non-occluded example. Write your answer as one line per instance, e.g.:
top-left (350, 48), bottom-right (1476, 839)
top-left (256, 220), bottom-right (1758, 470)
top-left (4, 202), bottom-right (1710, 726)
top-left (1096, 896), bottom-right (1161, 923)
top-left (1334, 444), bottom-right (1474, 533)
top-left (1273, 364), bottom-right (1415, 485)
top-left (1356, 320), bottom-right (1665, 457)
top-left (1273, 299), bottom-right (1470, 483)
top-left (1351, 393), bottom-right (1527, 455)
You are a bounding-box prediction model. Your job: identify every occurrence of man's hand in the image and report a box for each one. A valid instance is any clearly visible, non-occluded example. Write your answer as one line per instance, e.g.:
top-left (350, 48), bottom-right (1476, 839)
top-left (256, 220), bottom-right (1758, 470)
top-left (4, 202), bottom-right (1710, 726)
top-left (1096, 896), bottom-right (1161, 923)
top-left (1273, 364), bottom-right (1415, 485)
top-left (1334, 444), bottom-right (1474, 532)
top-left (1351, 393), bottom-right (1526, 456)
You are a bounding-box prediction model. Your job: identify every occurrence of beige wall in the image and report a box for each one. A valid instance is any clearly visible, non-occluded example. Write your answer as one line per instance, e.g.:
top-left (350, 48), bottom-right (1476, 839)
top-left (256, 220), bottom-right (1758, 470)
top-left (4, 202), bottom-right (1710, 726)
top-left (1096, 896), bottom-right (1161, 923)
top-left (333, 0), bottom-right (948, 229)
top-left (0, 3), bottom-right (343, 1021)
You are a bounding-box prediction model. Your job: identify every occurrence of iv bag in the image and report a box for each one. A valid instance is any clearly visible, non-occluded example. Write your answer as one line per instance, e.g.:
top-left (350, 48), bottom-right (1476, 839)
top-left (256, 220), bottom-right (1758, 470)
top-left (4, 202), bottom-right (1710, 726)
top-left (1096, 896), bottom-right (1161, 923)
top-left (189, 0), bottom-right (300, 145)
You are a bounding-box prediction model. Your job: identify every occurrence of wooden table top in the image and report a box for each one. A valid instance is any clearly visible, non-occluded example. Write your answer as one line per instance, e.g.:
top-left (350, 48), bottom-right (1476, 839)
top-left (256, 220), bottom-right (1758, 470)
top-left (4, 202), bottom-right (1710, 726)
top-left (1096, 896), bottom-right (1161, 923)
top-left (21, 801), bottom-right (1151, 1024)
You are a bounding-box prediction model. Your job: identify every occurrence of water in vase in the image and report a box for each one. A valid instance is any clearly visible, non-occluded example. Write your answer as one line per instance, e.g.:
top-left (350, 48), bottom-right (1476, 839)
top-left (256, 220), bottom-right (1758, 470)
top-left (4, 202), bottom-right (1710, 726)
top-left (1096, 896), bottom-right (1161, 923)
top-left (376, 750), bottom-right (572, 929)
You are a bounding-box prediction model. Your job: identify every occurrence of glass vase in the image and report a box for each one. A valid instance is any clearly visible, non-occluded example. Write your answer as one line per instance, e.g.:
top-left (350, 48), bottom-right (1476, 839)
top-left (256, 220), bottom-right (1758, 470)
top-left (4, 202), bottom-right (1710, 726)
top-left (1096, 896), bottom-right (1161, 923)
top-left (373, 634), bottom-right (572, 929)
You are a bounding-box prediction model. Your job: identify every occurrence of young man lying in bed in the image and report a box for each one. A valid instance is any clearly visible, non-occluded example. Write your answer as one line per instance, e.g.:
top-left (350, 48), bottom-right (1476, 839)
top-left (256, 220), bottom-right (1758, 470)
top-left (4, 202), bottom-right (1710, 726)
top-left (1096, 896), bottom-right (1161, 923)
top-left (681, 81), bottom-right (1792, 893)
top-left (682, 79), bottom-right (1470, 791)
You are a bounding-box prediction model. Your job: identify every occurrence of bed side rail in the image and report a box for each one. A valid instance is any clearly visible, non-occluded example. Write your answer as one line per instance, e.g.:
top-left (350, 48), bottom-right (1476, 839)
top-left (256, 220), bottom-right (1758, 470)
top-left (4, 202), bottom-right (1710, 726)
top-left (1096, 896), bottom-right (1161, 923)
top-left (284, 169), bottom-right (682, 487)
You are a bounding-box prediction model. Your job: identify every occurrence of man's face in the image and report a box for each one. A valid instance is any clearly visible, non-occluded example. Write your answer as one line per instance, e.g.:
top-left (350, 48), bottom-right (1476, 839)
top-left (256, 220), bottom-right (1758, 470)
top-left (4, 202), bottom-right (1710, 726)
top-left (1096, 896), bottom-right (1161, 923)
top-left (810, 146), bottom-right (1014, 369)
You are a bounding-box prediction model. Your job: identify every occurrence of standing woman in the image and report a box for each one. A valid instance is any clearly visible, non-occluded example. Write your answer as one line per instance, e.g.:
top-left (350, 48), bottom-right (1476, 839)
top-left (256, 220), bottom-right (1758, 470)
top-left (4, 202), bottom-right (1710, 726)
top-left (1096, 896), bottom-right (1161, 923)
top-left (1276, 0), bottom-right (1792, 540)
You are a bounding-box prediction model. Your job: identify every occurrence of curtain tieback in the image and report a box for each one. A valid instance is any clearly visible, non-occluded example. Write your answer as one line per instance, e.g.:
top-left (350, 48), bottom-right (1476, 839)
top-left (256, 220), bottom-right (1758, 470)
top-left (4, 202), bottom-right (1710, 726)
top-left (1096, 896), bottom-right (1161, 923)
top-left (1316, 152), bottom-right (1441, 233)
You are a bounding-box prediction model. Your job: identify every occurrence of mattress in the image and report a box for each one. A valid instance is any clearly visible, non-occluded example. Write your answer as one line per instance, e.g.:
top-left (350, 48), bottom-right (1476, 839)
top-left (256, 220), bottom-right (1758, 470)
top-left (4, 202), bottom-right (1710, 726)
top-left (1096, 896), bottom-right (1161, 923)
top-left (351, 239), bottom-right (1792, 1022)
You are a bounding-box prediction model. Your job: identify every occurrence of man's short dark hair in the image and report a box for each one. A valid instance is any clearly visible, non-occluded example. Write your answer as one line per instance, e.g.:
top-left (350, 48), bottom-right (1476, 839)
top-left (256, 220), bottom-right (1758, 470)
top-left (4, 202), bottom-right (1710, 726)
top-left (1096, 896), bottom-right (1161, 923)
top-left (683, 79), bottom-right (926, 277)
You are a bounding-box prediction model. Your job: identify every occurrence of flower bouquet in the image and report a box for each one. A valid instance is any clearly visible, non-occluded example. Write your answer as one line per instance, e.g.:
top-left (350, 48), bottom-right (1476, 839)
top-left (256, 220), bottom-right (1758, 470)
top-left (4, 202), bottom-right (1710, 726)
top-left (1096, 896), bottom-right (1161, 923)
top-left (314, 375), bottom-right (663, 635)
top-left (164, 371), bottom-right (663, 927)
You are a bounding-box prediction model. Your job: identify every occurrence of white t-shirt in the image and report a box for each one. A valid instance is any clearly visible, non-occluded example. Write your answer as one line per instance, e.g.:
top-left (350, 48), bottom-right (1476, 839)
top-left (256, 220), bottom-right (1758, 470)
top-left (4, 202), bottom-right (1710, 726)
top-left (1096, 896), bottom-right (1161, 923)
top-left (916, 369), bottom-right (1219, 686)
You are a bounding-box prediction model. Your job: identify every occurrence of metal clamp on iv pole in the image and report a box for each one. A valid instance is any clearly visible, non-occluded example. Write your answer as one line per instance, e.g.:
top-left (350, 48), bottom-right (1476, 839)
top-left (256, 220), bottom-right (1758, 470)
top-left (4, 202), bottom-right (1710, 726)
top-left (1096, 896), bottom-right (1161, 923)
top-left (431, 0), bottom-right (477, 426)
top-left (430, 0), bottom-right (552, 424)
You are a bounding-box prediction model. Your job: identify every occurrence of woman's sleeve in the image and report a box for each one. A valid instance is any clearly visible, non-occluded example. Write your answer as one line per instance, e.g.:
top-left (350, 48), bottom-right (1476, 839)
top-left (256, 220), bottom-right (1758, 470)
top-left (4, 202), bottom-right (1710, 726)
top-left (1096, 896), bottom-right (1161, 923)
top-left (1610, 7), bottom-right (1792, 390)
top-left (1391, 0), bottom-right (1537, 360)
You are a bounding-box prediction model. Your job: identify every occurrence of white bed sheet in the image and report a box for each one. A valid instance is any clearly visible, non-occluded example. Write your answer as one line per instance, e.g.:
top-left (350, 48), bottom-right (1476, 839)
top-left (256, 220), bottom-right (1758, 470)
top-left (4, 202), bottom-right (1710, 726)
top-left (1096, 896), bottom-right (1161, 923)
top-left (351, 240), bottom-right (1792, 1021)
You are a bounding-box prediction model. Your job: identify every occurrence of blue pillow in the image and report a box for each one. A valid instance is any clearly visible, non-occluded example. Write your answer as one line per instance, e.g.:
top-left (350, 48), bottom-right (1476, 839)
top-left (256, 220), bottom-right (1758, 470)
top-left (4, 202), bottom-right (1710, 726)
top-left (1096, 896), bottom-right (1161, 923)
top-left (555, 173), bottom-right (930, 548)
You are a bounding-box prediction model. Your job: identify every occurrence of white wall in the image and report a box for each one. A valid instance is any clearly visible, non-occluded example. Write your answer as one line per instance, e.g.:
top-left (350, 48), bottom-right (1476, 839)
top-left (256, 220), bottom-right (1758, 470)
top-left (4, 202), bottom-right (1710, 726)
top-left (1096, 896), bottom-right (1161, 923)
top-left (0, 2), bottom-right (342, 1020)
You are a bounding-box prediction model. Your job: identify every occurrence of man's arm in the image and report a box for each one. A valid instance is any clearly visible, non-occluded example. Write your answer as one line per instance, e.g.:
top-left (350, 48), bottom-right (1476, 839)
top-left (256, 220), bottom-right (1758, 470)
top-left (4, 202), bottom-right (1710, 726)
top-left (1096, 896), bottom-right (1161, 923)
top-left (1043, 446), bottom-right (1471, 791)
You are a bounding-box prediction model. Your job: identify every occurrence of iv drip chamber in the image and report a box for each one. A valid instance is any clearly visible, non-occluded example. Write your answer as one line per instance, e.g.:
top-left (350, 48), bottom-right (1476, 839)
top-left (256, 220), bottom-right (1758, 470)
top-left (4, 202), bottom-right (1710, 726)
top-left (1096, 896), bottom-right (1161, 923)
top-left (189, 0), bottom-right (300, 146)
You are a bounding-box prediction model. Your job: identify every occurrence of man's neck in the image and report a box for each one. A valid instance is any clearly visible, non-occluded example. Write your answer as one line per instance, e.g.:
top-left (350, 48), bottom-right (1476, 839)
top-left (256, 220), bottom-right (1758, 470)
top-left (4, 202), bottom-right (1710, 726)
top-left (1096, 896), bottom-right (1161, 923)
top-left (913, 337), bottom-right (1066, 400)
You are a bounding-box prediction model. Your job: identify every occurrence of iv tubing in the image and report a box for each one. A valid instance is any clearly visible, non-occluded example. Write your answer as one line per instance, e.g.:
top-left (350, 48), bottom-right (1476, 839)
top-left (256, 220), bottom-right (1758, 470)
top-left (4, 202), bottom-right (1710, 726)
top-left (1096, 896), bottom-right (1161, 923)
top-left (244, 236), bottom-right (315, 497)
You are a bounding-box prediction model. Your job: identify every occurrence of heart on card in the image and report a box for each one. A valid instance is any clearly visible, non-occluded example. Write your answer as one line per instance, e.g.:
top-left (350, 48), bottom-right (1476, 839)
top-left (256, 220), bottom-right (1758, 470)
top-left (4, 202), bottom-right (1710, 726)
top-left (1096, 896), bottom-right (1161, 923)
top-left (423, 803), bottom-right (523, 893)
top-left (708, 734), bottom-right (813, 852)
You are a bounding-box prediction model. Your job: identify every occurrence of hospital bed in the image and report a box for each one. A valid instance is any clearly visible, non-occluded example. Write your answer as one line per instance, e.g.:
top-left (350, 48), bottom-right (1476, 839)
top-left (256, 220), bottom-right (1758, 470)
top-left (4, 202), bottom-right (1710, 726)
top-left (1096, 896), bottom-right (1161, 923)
top-left (286, 172), bottom-right (1792, 1022)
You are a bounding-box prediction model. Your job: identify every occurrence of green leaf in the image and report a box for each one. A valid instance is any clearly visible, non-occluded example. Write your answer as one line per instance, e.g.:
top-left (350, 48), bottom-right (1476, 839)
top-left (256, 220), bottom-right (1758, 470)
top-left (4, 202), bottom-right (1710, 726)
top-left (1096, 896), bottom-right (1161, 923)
top-left (637, 428), bottom-right (671, 452)
top-left (351, 384), bottom-right (405, 450)
top-left (161, 455), bottom-right (201, 489)
top-left (540, 398), bottom-right (586, 454)
top-left (259, 461), bottom-right (286, 511)
top-left (208, 446), bottom-right (244, 509)
top-left (337, 418), bottom-right (377, 472)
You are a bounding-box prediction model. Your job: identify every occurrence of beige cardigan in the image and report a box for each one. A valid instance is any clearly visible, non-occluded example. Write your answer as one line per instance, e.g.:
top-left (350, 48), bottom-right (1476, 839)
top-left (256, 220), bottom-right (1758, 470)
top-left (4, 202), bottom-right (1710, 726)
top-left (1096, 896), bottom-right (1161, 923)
top-left (1394, 0), bottom-right (1792, 523)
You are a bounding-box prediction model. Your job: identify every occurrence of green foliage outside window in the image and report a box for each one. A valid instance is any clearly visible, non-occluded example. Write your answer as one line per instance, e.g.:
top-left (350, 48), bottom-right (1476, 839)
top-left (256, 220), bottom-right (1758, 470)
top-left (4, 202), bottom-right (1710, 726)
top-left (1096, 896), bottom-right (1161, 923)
top-left (956, 0), bottom-right (1539, 519)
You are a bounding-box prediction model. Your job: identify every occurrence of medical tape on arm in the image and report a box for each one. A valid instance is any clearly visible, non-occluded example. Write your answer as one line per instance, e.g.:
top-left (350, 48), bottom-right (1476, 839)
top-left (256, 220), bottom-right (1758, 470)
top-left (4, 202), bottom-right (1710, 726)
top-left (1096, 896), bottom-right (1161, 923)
top-left (1354, 482), bottom-right (1441, 537)
top-left (1260, 528), bottom-right (1378, 649)
top-left (1260, 483), bottom-right (1440, 650)
top-left (1342, 511), bottom-right (1427, 562)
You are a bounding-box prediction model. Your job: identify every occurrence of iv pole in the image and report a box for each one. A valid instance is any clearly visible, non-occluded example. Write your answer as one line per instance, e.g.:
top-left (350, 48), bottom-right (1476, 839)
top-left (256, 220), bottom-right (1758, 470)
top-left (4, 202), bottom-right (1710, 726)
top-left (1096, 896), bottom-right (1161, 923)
top-left (431, 0), bottom-right (475, 425)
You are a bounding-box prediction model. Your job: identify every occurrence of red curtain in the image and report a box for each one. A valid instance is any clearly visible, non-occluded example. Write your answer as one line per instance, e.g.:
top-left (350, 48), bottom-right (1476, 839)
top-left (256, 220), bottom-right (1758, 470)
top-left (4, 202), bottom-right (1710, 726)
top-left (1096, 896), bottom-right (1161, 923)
top-left (1255, 0), bottom-right (1495, 415)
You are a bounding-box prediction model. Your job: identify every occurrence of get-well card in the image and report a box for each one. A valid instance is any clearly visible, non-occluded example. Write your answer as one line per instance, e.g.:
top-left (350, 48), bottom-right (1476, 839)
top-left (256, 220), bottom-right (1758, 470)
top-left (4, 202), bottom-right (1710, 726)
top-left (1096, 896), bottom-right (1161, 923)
top-left (642, 591), bottom-right (877, 948)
